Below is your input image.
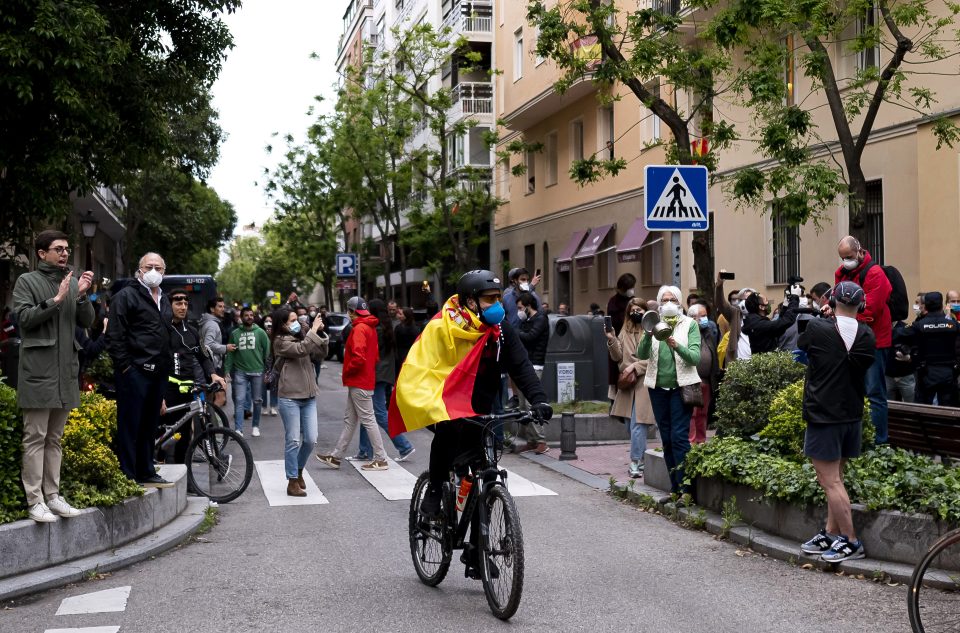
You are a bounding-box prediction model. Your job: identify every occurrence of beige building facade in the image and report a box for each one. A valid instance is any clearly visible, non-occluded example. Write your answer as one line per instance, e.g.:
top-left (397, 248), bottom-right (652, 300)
top-left (493, 0), bottom-right (960, 313)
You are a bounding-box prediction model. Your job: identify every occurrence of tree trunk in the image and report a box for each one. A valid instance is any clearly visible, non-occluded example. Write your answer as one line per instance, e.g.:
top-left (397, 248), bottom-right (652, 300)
top-left (691, 232), bottom-right (713, 295)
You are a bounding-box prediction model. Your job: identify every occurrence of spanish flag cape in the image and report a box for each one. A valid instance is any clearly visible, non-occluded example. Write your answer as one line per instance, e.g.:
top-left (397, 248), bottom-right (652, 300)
top-left (388, 295), bottom-right (500, 437)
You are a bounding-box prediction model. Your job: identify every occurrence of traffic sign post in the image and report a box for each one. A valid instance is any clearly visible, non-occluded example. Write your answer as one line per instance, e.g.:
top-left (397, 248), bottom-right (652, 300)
top-left (644, 165), bottom-right (709, 231)
top-left (336, 253), bottom-right (358, 277)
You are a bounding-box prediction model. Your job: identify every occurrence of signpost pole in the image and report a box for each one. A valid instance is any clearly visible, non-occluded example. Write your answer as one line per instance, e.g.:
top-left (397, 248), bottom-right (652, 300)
top-left (672, 232), bottom-right (681, 286)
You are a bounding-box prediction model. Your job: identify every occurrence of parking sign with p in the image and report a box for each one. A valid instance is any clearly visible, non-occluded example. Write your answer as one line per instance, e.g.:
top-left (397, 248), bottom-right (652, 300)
top-left (336, 253), bottom-right (357, 277)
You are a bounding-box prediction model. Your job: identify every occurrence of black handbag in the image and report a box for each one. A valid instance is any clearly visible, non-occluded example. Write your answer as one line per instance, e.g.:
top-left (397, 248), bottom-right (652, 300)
top-left (681, 383), bottom-right (703, 408)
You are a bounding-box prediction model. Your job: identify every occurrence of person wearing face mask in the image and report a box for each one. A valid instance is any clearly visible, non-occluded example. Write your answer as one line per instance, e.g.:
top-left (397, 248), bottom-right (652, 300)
top-left (835, 236), bottom-right (893, 444)
top-left (606, 273), bottom-right (638, 399)
top-left (741, 286), bottom-right (800, 354)
top-left (637, 286), bottom-right (701, 497)
top-left (502, 267), bottom-right (541, 328)
top-left (686, 303), bottom-right (720, 445)
top-left (716, 289), bottom-right (739, 339)
top-left (515, 292), bottom-right (550, 453)
top-left (261, 317), bottom-right (279, 415)
top-left (605, 297), bottom-right (654, 478)
top-left (390, 271), bottom-right (551, 578)
top-left (946, 290), bottom-right (960, 322)
top-left (894, 292), bottom-right (959, 406)
top-left (106, 252), bottom-right (175, 488)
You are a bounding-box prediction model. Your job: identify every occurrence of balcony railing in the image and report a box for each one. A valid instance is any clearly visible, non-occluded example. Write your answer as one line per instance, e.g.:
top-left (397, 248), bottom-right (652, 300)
top-left (651, 0), bottom-right (682, 16)
top-left (450, 82), bottom-right (493, 120)
top-left (442, 1), bottom-right (494, 35)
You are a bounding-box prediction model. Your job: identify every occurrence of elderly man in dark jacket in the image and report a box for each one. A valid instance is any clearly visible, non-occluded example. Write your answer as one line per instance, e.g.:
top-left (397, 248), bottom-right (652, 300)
top-left (515, 291), bottom-right (550, 454)
top-left (13, 230), bottom-right (95, 523)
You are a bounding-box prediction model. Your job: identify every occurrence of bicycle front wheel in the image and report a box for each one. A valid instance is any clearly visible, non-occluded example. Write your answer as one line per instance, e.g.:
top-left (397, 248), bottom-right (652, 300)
top-left (909, 529), bottom-right (960, 632)
top-left (408, 472), bottom-right (451, 586)
top-left (186, 427), bottom-right (253, 503)
top-left (481, 485), bottom-right (525, 620)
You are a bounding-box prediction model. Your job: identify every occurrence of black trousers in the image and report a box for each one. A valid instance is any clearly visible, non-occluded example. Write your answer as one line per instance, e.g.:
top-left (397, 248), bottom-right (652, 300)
top-left (158, 387), bottom-right (194, 464)
top-left (115, 367), bottom-right (167, 480)
top-left (916, 381), bottom-right (959, 407)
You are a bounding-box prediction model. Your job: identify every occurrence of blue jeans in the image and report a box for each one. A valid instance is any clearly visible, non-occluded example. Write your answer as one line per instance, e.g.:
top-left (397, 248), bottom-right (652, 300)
top-left (232, 371), bottom-right (263, 433)
top-left (648, 387), bottom-right (693, 493)
top-left (628, 401), bottom-right (650, 463)
top-left (865, 348), bottom-right (889, 444)
top-left (359, 382), bottom-right (413, 457)
top-left (278, 397), bottom-right (318, 479)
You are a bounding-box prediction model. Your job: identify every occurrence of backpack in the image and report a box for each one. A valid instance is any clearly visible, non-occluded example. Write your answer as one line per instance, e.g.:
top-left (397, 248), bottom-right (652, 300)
top-left (859, 262), bottom-right (909, 322)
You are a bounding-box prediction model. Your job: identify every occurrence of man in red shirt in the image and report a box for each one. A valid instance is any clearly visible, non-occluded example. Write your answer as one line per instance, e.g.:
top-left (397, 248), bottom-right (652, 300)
top-left (317, 296), bottom-right (389, 470)
top-left (835, 236), bottom-right (892, 444)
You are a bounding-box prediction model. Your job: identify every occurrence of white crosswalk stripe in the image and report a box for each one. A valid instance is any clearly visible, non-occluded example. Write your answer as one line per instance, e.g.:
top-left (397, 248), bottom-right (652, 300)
top-left (255, 460), bottom-right (329, 506)
top-left (502, 469), bottom-right (558, 497)
top-left (55, 586), bottom-right (131, 615)
top-left (45, 628), bottom-right (121, 633)
top-left (347, 457), bottom-right (419, 501)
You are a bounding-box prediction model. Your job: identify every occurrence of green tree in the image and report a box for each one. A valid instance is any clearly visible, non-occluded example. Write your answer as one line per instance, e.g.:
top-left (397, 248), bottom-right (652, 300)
top-left (217, 236), bottom-right (263, 305)
top-left (0, 0), bottom-right (239, 254)
top-left (707, 0), bottom-right (960, 229)
top-left (527, 0), bottom-right (737, 292)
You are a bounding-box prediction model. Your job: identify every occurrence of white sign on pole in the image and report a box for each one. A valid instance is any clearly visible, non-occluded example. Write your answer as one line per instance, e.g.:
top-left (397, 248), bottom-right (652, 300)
top-left (557, 362), bottom-right (576, 403)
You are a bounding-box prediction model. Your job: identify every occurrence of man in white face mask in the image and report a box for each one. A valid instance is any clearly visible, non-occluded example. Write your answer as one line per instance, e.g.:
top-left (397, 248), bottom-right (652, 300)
top-left (502, 267), bottom-right (541, 329)
top-left (106, 252), bottom-right (176, 488)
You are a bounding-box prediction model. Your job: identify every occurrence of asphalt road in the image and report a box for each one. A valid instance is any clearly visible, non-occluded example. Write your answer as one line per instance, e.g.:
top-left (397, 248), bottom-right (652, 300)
top-left (2, 362), bottom-right (911, 632)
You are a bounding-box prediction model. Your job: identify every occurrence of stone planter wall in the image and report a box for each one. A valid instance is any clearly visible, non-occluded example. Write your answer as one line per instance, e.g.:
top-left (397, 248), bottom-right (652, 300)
top-left (643, 449), bottom-right (958, 569)
top-left (0, 464), bottom-right (188, 579)
top-left (543, 412), bottom-right (633, 442)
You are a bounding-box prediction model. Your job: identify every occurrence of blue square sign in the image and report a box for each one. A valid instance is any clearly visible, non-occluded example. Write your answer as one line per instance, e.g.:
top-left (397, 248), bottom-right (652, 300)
top-left (336, 253), bottom-right (357, 277)
top-left (644, 165), bottom-right (710, 231)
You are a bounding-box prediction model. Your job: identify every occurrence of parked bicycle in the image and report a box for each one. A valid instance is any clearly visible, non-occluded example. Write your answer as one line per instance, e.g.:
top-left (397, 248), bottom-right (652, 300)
top-left (909, 525), bottom-right (960, 632)
top-left (154, 380), bottom-right (253, 503)
top-left (408, 409), bottom-right (545, 620)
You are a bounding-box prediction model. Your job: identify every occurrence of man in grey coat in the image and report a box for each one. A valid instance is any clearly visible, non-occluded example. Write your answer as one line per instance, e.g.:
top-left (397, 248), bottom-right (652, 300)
top-left (200, 296), bottom-right (234, 407)
top-left (13, 230), bottom-right (94, 523)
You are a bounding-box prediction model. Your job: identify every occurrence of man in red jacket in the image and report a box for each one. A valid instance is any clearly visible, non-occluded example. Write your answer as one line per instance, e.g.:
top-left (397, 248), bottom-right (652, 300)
top-left (317, 296), bottom-right (389, 470)
top-left (836, 236), bottom-right (892, 444)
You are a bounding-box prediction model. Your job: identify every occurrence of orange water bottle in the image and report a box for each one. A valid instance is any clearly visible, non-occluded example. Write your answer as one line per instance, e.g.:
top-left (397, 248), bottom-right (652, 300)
top-left (456, 475), bottom-right (474, 512)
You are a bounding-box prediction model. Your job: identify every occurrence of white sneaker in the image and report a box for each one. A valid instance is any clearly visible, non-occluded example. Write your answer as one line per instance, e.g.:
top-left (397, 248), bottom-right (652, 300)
top-left (28, 502), bottom-right (57, 523)
top-left (270, 408), bottom-right (278, 416)
top-left (252, 427), bottom-right (261, 437)
top-left (396, 448), bottom-right (416, 462)
top-left (46, 495), bottom-right (82, 518)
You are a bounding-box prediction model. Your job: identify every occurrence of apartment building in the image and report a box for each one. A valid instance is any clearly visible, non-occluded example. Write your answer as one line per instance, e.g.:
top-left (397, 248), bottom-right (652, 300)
top-left (494, 1), bottom-right (960, 313)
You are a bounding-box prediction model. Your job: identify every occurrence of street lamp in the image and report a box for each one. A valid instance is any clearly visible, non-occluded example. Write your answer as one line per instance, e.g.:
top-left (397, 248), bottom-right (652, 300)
top-left (79, 210), bottom-right (99, 271)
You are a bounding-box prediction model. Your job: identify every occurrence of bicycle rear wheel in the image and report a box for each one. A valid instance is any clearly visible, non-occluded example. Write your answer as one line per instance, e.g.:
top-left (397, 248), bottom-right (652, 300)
top-left (409, 472), bottom-right (451, 586)
top-left (481, 485), bottom-right (525, 620)
top-left (186, 427), bottom-right (253, 503)
top-left (909, 529), bottom-right (960, 632)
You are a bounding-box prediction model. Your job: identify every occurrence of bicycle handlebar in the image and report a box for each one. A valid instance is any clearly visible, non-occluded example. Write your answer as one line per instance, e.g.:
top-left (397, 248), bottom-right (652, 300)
top-left (461, 408), bottom-right (549, 427)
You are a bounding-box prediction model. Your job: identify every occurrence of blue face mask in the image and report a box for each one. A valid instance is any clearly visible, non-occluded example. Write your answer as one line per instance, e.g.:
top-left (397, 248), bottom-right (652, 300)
top-left (699, 317), bottom-right (709, 326)
top-left (480, 301), bottom-right (505, 325)
top-left (89, 293), bottom-right (98, 302)
top-left (288, 321), bottom-right (302, 334)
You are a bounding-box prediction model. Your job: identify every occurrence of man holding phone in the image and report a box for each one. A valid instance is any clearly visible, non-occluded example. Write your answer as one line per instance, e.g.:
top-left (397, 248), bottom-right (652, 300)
top-left (13, 230), bottom-right (95, 522)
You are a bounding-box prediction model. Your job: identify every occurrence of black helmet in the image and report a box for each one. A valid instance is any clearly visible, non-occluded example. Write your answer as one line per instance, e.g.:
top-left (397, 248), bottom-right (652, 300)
top-left (457, 270), bottom-right (502, 309)
top-left (507, 267), bottom-right (528, 282)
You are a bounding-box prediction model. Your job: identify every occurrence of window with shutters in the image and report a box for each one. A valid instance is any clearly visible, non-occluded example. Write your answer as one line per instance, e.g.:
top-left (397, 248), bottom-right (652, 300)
top-left (853, 180), bottom-right (885, 264)
top-left (771, 202), bottom-right (801, 284)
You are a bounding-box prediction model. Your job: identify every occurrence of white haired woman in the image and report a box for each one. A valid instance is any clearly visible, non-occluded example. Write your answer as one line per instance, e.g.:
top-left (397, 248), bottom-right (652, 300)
top-left (637, 285), bottom-right (702, 496)
top-left (605, 297), bottom-right (655, 478)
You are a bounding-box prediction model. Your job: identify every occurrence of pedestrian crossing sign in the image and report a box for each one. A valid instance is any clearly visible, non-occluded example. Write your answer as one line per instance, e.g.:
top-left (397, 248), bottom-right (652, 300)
top-left (644, 165), bottom-right (710, 231)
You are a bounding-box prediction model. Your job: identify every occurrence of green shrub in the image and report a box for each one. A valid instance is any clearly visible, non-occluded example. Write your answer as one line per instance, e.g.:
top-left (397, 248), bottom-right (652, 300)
top-left (0, 381), bottom-right (26, 523)
top-left (0, 388), bottom-right (141, 524)
top-left (714, 351), bottom-right (806, 438)
top-left (685, 438), bottom-right (960, 524)
top-left (759, 380), bottom-right (874, 460)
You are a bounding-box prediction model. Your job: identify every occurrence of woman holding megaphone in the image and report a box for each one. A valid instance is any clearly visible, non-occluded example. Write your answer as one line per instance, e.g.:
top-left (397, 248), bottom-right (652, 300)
top-left (637, 285), bottom-right (702, 498)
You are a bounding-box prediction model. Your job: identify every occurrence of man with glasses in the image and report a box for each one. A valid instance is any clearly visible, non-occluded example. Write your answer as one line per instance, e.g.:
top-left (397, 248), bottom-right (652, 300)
top-left (13, 230), bottom-right (94, 522)
top-left (106, 252), bottom-right (174, 487)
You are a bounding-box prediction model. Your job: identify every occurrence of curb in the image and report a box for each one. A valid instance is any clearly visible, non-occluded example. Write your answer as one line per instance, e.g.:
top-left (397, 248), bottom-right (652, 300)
top-left (519, 451), bottom-right (612, 490)
top-left (0, 496), bottom-right (210, 603)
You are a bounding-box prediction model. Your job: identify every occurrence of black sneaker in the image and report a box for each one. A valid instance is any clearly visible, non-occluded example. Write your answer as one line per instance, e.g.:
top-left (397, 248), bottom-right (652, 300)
top-left (821, 536), bottom-right (865, 563)
top-left (419, 485), bottom-right (442, 519)
top-left (138, 474), bottom-right (174, 489)
top-left (800, 529), bottom-right (835, 555)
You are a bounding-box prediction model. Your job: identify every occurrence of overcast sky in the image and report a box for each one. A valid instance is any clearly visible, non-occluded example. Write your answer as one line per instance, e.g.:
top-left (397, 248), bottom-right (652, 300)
top-left (208, 1), bottom-right (341, 255)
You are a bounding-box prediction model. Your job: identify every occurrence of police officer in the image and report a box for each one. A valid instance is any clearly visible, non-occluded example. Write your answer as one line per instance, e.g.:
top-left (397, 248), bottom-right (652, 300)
top-left (896, 291), bottom-right (959, 406)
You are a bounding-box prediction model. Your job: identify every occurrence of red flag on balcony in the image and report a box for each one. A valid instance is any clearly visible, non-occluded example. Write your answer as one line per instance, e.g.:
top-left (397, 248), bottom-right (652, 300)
top-left (690, 138), bottom-right (709, 164)
top-left (451, 202), bottom-right (460, 215)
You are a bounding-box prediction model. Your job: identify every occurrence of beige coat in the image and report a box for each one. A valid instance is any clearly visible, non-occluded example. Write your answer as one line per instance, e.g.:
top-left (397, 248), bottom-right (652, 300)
top-left (273, 330), bottom-right (328, 399)
top-left (606, 324), bottom-right (655, 424)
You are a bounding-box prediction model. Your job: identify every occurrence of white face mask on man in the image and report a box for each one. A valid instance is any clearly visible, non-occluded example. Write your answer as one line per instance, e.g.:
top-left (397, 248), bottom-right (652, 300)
top-left (518, 282), bottom-right (531, 292)
top-left (141, 268), bottom-right (163, 288)
top-left (659, 302), bottom-right (681, 318)
top-left (517, 308), bottom-right (529, 322)
top-left (841, 257), bottom-right (860, 271)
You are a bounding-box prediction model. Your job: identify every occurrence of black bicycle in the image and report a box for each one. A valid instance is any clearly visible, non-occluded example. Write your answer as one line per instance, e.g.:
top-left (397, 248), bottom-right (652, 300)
top-left (154, 380), bottom-right (253, 503)
top-left (408, 410), bottom-right (544, 620)
top-left (908, 527), bottom-right (960, 632)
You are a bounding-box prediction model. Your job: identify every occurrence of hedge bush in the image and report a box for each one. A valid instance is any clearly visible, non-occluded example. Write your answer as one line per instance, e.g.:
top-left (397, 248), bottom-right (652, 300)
top-left (714, 351), bottom-right (806, 438)
top-left (0, 388), bottom-right (141, 524)
top-left (758, 380), bottom-right (874, 460)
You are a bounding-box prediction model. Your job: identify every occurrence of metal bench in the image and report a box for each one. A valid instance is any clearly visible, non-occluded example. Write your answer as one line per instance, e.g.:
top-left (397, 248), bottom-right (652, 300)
top-left (888, 401), bottom-right (960, 461)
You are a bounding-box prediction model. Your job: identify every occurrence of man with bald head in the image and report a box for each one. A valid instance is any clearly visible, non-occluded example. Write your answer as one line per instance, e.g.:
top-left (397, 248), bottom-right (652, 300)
top-left (835, 236), bottom-right (892, 444)
top-left (106, 253), bottom-right (175, 487)
top-left (946, 290), bottom-right (960, 322)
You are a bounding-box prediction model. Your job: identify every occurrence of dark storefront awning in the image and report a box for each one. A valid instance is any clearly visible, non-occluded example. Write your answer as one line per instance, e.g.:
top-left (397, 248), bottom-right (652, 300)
top-left (574, 223), bottom-right (614, 269)
top-left (555, 229), bottom-right (589, 273)
top-left (616, 218), bottom-right (651, 263)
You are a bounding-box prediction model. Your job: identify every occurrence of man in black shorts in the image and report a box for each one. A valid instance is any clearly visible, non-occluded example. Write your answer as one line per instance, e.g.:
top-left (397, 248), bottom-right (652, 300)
top-left (797, 281), bottom-right (876, 563)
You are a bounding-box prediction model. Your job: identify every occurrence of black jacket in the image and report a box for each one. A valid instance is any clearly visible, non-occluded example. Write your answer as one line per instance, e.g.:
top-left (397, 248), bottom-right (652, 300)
top-left (106, 282), bottom-right (173, 375)
top-left (895, 311), bottom-right (959, 386)
top-left (394, 321), bottom-right (421, 374)
top-left (473, 320), bottom-right (547, 414)
top-left (168, 319), bottom-right (216, 384)
top-left (799, 317), bottom-right (876, 425)
top-left (743, 296), bottom-right (799, 354)
top-left (517, 311), bottom-right (549, 365)
top-left (75, 326), bottom-right (107, 385)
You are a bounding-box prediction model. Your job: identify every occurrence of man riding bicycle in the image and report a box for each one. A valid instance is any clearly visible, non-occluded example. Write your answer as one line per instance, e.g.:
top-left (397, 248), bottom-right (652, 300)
top-left (388, 270), bottom-right (552, 571)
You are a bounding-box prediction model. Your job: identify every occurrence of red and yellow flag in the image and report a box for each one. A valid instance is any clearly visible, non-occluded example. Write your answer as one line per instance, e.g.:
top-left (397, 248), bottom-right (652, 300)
top-left (388, 295), bottom-right (498, 437)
